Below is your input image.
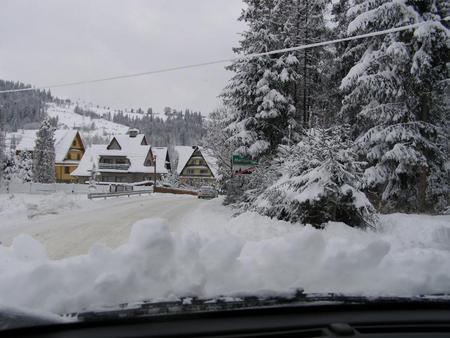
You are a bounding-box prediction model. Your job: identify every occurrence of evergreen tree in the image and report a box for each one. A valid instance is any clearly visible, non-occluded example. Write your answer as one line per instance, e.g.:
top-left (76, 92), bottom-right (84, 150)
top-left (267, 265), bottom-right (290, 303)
top-left (223, 0), bottom-right (334, 159)
top-left (33, 118), bottom-right (56, 183)
top-left (0, 79), bottom-right (51, 131)
top-left (2, 150), bottom-right (17, 182)
top-left (276, 0), bottom-right (331, 128)
top-left (339, 0), bottom-right (449, 212)
top-left (16, 151), bottom-right (33, 182)
top-left (201, 108), bottom-right (234, 186)
top-left (222, 0), bottom-right (296, 157)
top-left (253, 126), bottom-right (375, 228)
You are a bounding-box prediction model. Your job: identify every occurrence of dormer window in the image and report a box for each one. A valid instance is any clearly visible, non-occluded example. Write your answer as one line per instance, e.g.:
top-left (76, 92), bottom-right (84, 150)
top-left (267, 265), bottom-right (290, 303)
top-left (107, 138), bottom-right (121, 150)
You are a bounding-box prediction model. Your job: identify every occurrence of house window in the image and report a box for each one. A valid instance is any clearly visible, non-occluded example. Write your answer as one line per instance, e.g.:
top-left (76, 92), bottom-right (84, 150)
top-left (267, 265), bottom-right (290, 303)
top-left (72, 140), bottom-right (76, 146)
top-left (64, 167), bottom-right (70, 174)
top-left (200, 169), bottom-right (208, 174)
top-left (77, 154), bottom-right (81, 160)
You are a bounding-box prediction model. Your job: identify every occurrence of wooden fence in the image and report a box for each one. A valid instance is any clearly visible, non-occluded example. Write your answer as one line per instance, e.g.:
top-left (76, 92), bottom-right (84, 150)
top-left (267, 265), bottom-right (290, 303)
top-left (154, 186), bottom-right (198, 196)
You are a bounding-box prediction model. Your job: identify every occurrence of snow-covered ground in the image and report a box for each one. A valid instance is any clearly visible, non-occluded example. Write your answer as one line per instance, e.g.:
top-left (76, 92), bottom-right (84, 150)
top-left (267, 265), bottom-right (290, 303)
top-left (0, 193), bottom-right (199, 258)
top-left (46, 103), bottom-right (129, 140)
top-left (0, 192), bottom-right (449, 314)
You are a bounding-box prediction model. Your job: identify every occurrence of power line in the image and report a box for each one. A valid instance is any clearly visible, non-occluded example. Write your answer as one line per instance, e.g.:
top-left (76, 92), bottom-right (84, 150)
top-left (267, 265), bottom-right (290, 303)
top-left (0, 20), bottom-right (446, 95)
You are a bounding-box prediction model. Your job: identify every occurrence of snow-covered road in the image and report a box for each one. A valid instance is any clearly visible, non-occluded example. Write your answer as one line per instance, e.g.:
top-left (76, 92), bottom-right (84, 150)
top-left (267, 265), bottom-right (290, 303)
top-left (0, 193), bottom-right (202, 259)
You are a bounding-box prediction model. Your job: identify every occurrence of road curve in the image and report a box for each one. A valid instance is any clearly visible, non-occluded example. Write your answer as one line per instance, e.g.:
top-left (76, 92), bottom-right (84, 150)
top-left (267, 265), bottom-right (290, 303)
top-left (0, 194), bottom-right (202, 259)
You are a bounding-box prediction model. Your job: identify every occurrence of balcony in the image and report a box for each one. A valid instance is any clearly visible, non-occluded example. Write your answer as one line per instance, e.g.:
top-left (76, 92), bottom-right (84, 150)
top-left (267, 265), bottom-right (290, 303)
top-left (98, 163), bottom-right (130, 171)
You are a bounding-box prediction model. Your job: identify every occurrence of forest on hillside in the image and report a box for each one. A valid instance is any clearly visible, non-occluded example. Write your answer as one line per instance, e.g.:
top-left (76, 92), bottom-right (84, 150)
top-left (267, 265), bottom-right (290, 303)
top-left (111, 107), bottom-right (206, 146)
top-left (204, 0), bottom-right (449, 227)
top-left (0, 77), bottom-right (206, 147)
top-left (0, 80), bottom-right (53, 131)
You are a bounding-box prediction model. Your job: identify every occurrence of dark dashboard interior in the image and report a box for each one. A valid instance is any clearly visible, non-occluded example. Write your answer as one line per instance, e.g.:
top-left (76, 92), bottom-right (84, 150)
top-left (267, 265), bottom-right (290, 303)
top-left (2, 300), bottom-right (450, 338)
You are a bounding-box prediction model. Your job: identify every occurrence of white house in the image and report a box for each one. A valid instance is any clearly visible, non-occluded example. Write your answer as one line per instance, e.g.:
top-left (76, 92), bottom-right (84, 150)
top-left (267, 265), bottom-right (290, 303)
top-left (71, 129), bottom-right (167, 184)
top-left (175, 146), bottom-right (218, 187)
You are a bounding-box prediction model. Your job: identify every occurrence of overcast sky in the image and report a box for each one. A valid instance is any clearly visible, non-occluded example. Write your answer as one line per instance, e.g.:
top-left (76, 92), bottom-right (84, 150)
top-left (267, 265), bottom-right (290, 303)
top-left (0, 0), bottom-right (245, 115)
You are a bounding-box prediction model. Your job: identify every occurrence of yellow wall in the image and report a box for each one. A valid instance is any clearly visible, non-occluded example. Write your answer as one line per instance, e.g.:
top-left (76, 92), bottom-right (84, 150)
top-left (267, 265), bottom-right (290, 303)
top-left (65, 135), bottom-right (84, 161)
top-left (55, 165), bottom-right (78, 182)
top-left (55, 133), bottom-right (85, 183)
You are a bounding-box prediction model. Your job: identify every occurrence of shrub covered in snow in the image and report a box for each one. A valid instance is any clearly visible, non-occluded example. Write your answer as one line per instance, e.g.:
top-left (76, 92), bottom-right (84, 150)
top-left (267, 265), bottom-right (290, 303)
top-left (253, 126), bottom-right (376, 228)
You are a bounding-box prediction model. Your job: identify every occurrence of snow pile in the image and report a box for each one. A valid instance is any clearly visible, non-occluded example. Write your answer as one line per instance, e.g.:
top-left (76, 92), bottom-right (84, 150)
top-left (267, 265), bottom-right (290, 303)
top-left (0, 193), bottom-right (81, 225)
top-left (0, 211), bottom-right (449, 314)
top-left (25, 192), bottom-right (80, 219)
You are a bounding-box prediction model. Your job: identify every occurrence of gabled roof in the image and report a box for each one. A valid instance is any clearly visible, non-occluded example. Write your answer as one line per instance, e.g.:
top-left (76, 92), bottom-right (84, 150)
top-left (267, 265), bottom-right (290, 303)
top-left (15, 129), bottom-right (82, 163)
top-left (175, 146), bottom-right (196, 175)
top-left (174, 146), bottom-right (218, 178)
top-left (71, 144), bottom-right (106, 177)
top-left (151, 147), bottom-right (169, 174)
top-left (72, 133), bottom-right (156, 176)
top-left (54, 130), bottom-right (82, 162)
top-left (198, 146), bottom-right (219, 178)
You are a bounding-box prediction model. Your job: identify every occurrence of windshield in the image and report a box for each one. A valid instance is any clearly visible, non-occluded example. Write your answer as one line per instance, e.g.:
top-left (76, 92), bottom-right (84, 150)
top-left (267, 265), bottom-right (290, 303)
top-left (0, 0), bottom-right (449, 329)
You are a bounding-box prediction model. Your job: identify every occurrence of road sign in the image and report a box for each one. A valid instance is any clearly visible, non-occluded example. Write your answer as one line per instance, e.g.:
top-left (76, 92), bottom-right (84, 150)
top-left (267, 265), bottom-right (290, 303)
top-left (232, 155), bottom-right (258, 175)
top-left (232, 155), bottom-right (258, 166)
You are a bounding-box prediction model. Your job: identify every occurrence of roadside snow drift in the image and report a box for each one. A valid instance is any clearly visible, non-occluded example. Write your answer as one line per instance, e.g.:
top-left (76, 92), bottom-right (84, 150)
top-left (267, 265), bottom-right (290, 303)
top-left (0, 210), bottom-right (449, 314)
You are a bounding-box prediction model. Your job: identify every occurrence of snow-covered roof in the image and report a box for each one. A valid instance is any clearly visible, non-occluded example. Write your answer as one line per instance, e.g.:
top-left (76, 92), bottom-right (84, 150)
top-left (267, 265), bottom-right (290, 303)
top-left (54, 130), bottom-right (80, 162)
top-left (198, 146), bottom-right (219, 178)
top-left (175, 146), bottom-right (195, 175)
top-left (71, 144), bottom-right (106, 177)
top-left (174, 145), bottom-right (218, 178)
top-left (15, 129), bottom-right (81, 163)
top-left (72, 133), bottom-right (156, 176)
top-left (151, 147), bottom-right (169, 174)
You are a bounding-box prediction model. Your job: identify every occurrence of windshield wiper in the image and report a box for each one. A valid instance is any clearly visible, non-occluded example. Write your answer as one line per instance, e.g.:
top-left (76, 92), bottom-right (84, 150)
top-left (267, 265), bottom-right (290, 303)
top-left (75, 290), bottom-right (450, 322)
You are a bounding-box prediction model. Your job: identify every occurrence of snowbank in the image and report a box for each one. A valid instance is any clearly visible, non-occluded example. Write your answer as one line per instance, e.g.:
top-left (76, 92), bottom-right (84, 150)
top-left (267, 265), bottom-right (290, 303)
top-left (0, 193), bottom-right (82, 224)
top-left (0, 204), bottom-right (449, 314)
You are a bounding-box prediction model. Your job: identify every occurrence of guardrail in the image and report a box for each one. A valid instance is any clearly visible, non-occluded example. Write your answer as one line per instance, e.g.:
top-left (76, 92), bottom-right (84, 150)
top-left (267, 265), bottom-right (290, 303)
top-left (88, 190), bottom-right (153, 200)
top-left (0, 182), bottom-right (110, 195)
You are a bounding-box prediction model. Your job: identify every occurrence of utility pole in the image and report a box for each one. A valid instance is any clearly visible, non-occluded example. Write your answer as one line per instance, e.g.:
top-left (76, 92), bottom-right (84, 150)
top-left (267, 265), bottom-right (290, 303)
top-left (153, 155), bottom-right (157, 192)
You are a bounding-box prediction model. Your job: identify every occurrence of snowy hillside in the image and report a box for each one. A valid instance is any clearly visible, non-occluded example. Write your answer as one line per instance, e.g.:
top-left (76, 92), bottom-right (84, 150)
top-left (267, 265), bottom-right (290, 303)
top-left (3, 102), bottom-right (133, 150)
top-left (46, 102), bottom-right (129, 142)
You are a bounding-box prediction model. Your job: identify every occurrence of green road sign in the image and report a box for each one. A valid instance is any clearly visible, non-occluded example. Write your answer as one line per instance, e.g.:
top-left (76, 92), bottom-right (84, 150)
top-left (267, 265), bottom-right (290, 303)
top-left (232, 155), bottom-right (258, 166)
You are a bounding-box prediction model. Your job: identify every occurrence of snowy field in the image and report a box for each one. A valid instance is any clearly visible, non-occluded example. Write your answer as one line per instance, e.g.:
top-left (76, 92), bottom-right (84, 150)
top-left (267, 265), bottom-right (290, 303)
top-left (0, 192), bottom-right (449, 314)
top-left (46, 103), bottom-right (129, 139)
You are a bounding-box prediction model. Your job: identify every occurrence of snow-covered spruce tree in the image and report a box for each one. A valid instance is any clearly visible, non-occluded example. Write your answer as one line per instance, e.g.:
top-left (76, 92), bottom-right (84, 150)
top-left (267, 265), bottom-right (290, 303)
top-left (2, 150), bottom-right (17, 182)
top-left (222, 0), bottom-right (297, 158)
top-left (330, 0), bottom-right (370, 126)
top-left (227, 156), bottom-right (282, 208)
top-left (33, 117), bottom-right (56, 183)
top-left (16, 151), bottom-right (33, 182)
top-left (252, 126), bottom-right (376, 228)
top-left (201, 107), bottom-right (235, 188)
top-left (275, 0), bottom-right (334, 128)
top-left (222, 0), bottom-right (342, 207)
top-left (339, 0), bottom-right (449, 213)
